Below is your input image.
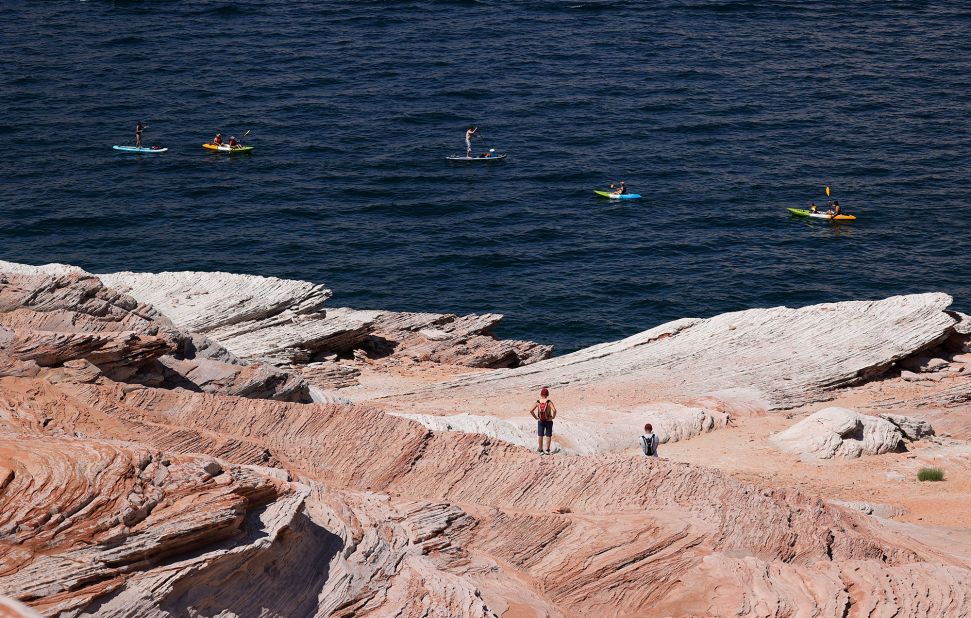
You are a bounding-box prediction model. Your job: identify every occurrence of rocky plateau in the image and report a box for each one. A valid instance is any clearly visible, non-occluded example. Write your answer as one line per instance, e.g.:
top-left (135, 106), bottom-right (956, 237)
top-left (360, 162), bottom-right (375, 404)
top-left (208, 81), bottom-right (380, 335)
top-left (2, 260), bottom-right (971, 617)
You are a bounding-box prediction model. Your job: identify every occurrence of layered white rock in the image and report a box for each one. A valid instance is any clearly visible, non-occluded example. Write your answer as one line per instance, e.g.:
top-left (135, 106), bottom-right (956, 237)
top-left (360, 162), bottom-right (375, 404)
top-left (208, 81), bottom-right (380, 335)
top-left (398, 294), bottom-right (958, 410)
top-left (397, 401), bottom-right (730, 455)
top-left (771, 408), bottom-right (904, 459)
top-left (0, 263), bottom-right (551, 372)
top-left (99, 270), bottom-right (333, 334)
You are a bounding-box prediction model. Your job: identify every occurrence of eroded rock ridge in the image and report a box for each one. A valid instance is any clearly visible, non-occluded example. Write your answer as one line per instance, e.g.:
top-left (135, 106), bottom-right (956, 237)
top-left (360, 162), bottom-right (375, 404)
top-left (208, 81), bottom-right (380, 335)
top-left (1, 260), bottom-right (970, 617)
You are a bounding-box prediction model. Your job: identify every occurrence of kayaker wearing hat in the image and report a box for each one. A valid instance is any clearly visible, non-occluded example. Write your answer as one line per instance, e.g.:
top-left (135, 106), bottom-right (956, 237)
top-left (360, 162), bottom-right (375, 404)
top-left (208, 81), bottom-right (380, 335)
top-left (212, 133), bottom-right (223, 146)
top-left (228, 136), bottom-right (240, 148)
top-left (528, 387), bottom-right (558, 455)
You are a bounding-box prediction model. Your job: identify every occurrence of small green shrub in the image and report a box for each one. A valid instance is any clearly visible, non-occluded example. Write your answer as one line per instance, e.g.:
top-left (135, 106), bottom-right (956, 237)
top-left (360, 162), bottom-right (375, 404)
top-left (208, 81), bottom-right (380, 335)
top-left (917, 467), bottom-right (945, 482)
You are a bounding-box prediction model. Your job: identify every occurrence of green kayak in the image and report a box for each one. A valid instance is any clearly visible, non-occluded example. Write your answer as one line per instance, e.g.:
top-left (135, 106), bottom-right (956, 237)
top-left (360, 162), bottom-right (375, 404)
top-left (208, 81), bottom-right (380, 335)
top-left (788, 208), bottom-right (857, 221)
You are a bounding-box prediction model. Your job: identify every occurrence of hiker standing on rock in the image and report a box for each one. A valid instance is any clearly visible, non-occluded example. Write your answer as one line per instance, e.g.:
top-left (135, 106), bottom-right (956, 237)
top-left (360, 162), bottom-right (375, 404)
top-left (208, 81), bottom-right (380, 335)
top-left (641, 423), bottom-right (659, 457)
top-left (529, 387), bottom-right (557, 455)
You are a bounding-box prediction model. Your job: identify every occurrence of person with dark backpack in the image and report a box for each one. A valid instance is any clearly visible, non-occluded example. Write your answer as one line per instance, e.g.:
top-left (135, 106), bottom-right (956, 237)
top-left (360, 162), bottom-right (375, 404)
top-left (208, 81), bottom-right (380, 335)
top-left (529, 387), bottom-right (557, 455)
top-left (640, 423), bottom-right (659, 457)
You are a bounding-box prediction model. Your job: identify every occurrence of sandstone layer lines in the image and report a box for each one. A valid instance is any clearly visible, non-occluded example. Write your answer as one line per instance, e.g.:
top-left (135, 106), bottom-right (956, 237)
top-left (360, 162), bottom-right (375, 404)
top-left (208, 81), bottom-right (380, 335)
top-left (392, 293), bottom-right (957, 411)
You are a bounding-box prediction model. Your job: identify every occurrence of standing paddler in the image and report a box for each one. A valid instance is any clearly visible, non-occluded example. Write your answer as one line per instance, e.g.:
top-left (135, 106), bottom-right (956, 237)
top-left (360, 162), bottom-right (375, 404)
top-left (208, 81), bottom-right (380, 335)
top-left (135, 121), bottom-right (147, 148)
top-left (465, 126), bottom-right (478, 158)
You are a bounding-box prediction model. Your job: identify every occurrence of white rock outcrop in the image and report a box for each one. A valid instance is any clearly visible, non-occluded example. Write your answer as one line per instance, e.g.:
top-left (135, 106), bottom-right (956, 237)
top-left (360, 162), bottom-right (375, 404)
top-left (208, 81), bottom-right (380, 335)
top-left (397, 401), bottom-right (730, 455)
top-left (398, 294), bottom-right (958, 410)
top-left (0, 263), bottom-right (552, 375)
top-left (879, 413), bottom-right (935, 441)
top-left (100, 270), bottom-right (333, 334)
top-left (770, 408), bottom-right (904, 459)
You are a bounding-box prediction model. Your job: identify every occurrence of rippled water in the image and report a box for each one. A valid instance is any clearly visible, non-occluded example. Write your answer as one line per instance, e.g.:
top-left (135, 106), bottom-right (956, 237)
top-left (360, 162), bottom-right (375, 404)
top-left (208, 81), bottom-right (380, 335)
top-left (2, 1), bottom-right (970, 352)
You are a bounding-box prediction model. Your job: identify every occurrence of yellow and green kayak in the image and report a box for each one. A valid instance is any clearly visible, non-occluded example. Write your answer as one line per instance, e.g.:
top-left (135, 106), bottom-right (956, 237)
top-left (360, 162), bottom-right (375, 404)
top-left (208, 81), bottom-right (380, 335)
top-left (788, 208), bottom-right (856, 221)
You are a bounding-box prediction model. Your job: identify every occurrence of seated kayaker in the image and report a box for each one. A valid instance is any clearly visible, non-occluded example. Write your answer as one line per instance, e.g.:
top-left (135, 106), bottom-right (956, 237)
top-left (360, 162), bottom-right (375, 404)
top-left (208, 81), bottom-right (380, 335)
top-left (809, 203), bottom-right (818, 214)
top-left (212, 133), bottom-right (223, 146)
top-left (614, 181), bottom-right (628, 196)
top-left (228, 136), bottom-right (240, 148)
top-left (827, 201), bottom-right (843, 216)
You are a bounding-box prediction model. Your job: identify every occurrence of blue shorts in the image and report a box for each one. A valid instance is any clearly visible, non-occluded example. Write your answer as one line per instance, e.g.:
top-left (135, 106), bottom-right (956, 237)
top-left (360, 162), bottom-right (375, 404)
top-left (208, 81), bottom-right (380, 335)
top-left (537, 420), bottom-right (553, 437)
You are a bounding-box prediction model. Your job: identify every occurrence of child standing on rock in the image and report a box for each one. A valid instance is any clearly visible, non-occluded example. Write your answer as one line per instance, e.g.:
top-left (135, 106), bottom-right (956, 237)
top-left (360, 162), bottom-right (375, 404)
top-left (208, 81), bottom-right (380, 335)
top-left (529, 387), bottom-right (557, 455)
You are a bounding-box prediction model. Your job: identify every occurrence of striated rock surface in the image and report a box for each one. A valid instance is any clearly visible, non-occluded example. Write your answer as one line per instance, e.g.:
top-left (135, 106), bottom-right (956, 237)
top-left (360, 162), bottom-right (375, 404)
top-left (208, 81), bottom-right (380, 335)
top-left (99, 269), bottom-right (333, 334)
top-left (3, 373), bottom-right (971, 616)
top-left (0, 263), bottom-right (552, 377)
top-left (96, 269), bottom-right (552, 370)
top-left (398, 399), bottom-right (732, 455)
top-left (2, 260), bottom-right (971, 617)
top-left (0, 435), bottom-right (293, 616)
top-left (879, 413), bottom-right (935, 441)
top-left (771, 407), bottom-right (906, 459)
top-left (0, 269), bottom-right (309, 402)
top-left (0, 270), bottom-right (177, 383)
top-left (391, 293), bottom-right (958, 411)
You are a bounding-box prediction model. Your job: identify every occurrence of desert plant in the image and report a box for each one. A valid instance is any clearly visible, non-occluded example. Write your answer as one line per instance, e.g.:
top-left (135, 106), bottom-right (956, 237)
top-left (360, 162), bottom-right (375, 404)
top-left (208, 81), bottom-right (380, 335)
top-left (917, 467), bottom-right (945, 482)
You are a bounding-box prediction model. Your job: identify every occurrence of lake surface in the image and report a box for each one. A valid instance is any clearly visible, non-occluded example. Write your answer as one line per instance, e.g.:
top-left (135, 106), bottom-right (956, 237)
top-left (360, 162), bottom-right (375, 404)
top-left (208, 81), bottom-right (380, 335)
top-left (2, 0), bottom-right (970, 352)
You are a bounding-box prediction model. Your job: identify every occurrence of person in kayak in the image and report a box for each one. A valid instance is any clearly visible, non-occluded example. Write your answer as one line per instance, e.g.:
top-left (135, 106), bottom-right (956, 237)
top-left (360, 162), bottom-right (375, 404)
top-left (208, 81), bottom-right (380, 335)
top-left (826, 201), bottom-right (844, 217)
top-left (465, 126), bottom-right (478, 158)
top-left (809, 203), bottom-right (819, 214)
top-left (612, 181), bottom-right (628, 196)
top-left (529, 387), bottom-right (557, 455)
top-left (228, 136), bottom-right (240, 149)
top-left (135, 122), bottom-right (146, 148)
top-left (212, 133), bottom-right (223, 146)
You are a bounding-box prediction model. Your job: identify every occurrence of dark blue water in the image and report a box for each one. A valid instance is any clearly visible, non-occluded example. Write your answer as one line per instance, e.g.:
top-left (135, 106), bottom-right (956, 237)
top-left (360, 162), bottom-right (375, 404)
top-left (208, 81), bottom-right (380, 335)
top-left (3, 1), bottom-right (971, 352)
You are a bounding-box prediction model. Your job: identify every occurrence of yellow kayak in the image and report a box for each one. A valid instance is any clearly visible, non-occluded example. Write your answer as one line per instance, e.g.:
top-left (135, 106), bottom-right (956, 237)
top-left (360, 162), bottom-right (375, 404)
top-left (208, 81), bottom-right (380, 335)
top-left (202, 143), bottom-right (253, 153)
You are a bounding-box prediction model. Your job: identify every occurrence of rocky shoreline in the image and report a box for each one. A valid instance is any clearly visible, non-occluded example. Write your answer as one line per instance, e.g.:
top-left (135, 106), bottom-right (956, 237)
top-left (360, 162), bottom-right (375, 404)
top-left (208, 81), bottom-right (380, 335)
top-left (2, 260), bottom-right (971, 617)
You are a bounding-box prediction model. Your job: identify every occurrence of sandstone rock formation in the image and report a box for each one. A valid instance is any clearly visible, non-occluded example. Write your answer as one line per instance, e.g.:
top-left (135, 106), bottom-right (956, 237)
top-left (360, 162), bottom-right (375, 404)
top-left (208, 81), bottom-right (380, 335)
top-left (4, 368), bottom-right (971, 616)
top-left (2, 261), bottom-right (971, 617)
top-left (95, 269), bottom-right (552, 370)
top-left (0, 270), bottom-right (309, 402)
top-left (398, 399), bottom-right (732, 455)
top-left (388, 293), bottom-right (959, 415)
top-left (770, 407), bottom-right (914, 459)
top-left (0, 262), bottom-right (553, 379)
top-left (879, 413), bottom-right (935, 441)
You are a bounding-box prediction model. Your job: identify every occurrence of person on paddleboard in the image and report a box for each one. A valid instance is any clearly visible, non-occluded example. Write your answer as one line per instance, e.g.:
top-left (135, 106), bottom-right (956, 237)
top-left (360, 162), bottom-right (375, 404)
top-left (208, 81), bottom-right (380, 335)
top-left (528, 387), bottom-right (557, 455)
top-left (465, 126), bottom-right (478, 158)
top-left (135, 122), bottom-right (147, 148)
top-left (212, 133), bottom-right (223, 146)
